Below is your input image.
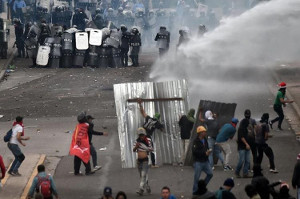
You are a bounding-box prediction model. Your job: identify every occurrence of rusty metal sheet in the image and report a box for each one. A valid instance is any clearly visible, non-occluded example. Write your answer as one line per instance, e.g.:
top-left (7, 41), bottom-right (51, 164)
top-left (184, 100), bottom-right (237, 166)
top-left (113, 80), bottom-right (189, 168)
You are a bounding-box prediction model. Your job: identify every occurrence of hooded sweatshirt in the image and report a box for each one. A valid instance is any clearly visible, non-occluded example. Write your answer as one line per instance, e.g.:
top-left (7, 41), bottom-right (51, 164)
top-left (179, 109), bottom-right (195, 139)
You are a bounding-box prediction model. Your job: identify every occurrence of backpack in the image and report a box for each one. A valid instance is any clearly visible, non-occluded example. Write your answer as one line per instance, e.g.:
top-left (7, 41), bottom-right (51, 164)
top-left (3, 129), bottom-right (13, 142)
top-left (36, 175), bottom-right (52, 198)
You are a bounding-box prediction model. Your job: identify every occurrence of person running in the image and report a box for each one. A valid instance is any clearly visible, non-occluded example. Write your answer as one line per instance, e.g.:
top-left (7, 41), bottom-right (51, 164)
top-left (216, 118), bottom-right (239, 171)
top-left (244, 109), bottom-right (257, 170)
top-left (137, 99), bottom-right (164, 168)
top-left (133, 128), bottom-right (153, 196)
top-left (269, 82), bottom-right (294, 131)
top-left (7, 116), bottom-right (30, 176)
top-left (255, 113), bottom-right (278, 173)
top-left (192, 126), bottom-right (213, 195)
top-left (86, 115), bottom-right (108, 172)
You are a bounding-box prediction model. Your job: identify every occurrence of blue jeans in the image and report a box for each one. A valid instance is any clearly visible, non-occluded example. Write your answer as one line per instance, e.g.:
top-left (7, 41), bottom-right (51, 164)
top-left (235, 149), bottom-right (250, 175)
top-left (137, 159), bottom-right (150, 191)
top-left (207, 137), bottom-right (224, 167)
top-left (297, 188), bottom-right (300, 199)
top-left (193, 161), bottom-right (213, 194)
top-left (8, 143), bottom-right (25, 173)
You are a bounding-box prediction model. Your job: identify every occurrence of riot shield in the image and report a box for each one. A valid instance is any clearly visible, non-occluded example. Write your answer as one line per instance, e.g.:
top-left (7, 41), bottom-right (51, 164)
top-left (75, 32), bottom-right (89, 50)
top-left (36, 46), bottom-right (51, 66)
top-left (89, 29), bottom-right (102, 46)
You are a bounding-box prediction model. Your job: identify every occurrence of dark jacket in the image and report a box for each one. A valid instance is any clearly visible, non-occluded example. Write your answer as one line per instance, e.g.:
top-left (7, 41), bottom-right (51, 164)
top-left (192, 137), bottom-right (209, 162)
top-left (215, 187), bottom-right (236, 199)
top-left (88, 122), bottom-right (103, 143)
top-left (179, 115), bottom-right (194, 139)
top-left (292, 160), bottom-right (300, 188)
top-left (120, 31), bottom-right (131, 49)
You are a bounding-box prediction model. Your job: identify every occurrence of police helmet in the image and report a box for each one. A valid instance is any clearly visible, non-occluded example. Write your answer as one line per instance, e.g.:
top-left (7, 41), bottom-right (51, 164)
top-left (96, 8), bottom-right (101, 14)
top-left (13, 18), bottom-right (21, 24)
top-left (118, 7), bottom-right (123, 12)
top-left (131, 27), bottom-right (139, 34)
top-left (120, 24), bottom-right (127, 32)
top-left (108, 8), bottom-right (114, 12)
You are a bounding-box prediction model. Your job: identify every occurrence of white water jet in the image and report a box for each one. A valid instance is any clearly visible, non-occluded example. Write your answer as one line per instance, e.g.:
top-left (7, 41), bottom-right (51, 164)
top-left (150, 0), bottom-right (300, 107)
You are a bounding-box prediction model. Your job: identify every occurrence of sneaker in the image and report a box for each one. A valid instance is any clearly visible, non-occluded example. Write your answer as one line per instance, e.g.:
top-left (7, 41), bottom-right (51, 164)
top-left (136, 189), bottom-right (144, 196)
top-left (93, 165), bottom-right (102, 171)
top-left (74, 172), bottom-right (83, 176)
top-left (8, 171), bottom-right (15, 176)
top-left (269, 121), bottom-right (273, 129)
top-left (278, 127), bottom-right (283, 131)
top-left (85, 171), bottom-right (95, 175)
top-left (12, 171), bottom-right (21, 176)
top-left (223, 166), bottom-right (230, 171)
top-left (226, 165), bottom-right (234, 170)
top-left (146, 186), bottom-right (151, 194)
top-left (151, 165), bottom-right (159, 168)
top-left (270, 169), bottom-right (279, 173)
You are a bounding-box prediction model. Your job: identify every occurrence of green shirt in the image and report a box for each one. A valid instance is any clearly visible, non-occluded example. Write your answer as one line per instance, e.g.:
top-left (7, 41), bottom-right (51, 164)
top-left (274, 91), bottom-right (285, 106)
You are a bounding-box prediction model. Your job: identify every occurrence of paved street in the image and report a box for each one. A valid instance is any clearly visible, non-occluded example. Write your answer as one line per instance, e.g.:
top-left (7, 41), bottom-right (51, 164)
top-left (0, 50), bottom-right (299, 198)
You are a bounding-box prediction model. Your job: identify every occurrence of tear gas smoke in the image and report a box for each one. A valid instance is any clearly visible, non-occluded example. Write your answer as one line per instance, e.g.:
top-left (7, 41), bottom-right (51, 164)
top-left (150, 0), bottom-right (300, 107)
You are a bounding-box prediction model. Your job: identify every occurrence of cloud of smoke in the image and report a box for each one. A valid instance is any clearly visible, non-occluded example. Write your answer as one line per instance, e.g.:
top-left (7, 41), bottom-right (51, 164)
top-left (150, 0), bottom-right (300, 107)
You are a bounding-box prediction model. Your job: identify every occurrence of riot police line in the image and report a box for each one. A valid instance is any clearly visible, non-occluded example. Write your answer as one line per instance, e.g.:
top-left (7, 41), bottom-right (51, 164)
top-left (24, 22), bottom-right (142, 68)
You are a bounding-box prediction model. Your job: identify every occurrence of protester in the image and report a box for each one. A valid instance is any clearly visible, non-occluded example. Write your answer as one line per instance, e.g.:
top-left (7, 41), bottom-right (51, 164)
top-left (13, 18), bottom-right (25, 58)
top-left (138, 99), bottom-right (164, 167)
top-left (8, 116), bottom-right (30, 176)
top-left (216, 118), bottom-right (239, 171)
top-left (235, 118), bottom-right (251, 178)
top-left (255, 113), bottom-right (278, 173)
top-left (69, 113), bottom-right (95, 176)
top-left (292, 153), bottom-right (300, 199)
top-left (27, 164), bottom-right (59, 199)
top-left (86, 115), bottom-right (108, 172)
top-left (115, 191), bottom-right (127, 199)
top-left (101, 187), bottom-right (114, 199)
top-left (245, 184), bottom-right (261, 199)
top-left (0, 155), bottom-right (5, 180)
top-left (192, 126), bottom-right (213, 195)
top-left (199, 110), bottom-right (223, 170)
top-left (192, 179), bottom-right (216, 199)
top-left (243, 109), bottom-right (257, 169)
top-left (133, 128), bottom-right (153, 196)
top-left (178, 108), bottom-right (195, 165)
top-left (215, 178), bottom-right (236, 199)
top-left (269, 82), bottom-right (294, 131)
top-left (160, 186), bottom-right (176, 199)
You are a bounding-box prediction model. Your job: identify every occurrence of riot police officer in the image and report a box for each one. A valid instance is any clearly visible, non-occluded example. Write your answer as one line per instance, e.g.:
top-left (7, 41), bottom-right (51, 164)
top-left (105, 8), bottom-right (116, 24)
top-left (198, 24), bottom-right (207, 36)
top-left (13, 18), bottom-right (25, 58)
top-left (120, 25), bottom-right (131, 67)
top-left (116, 7), bottom-right (125, 27)
top-left (130, 27), bottom-right (141, 67)
top-left (72, 8), bottom-right (88, 31)
top-left (154, 26), bottom-right (170, 57)
top-left (39, 19), bottom-right (51, 45)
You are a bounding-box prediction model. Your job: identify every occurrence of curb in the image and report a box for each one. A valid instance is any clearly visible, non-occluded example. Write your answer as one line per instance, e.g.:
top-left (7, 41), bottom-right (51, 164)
top-left (20, 154), bottom-right (46, 199)
top-left (0, 48), bottom-right (17, 82)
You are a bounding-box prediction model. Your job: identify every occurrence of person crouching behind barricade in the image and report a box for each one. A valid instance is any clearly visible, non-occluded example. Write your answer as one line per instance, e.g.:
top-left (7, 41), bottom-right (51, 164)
top-left (133, 127), bottom-right (153, 196)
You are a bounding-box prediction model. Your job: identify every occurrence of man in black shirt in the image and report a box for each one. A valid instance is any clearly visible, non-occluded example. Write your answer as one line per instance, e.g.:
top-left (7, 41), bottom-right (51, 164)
top-left (138, 100), bottom-right (164, 167)
top-left (87, 115), bottom-right (108, 172)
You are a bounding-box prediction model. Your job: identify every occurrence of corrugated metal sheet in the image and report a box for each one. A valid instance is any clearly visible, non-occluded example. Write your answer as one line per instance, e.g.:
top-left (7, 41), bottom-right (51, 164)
top-left (184, 100), bottom-right (237, 166)
top-left (113, 80), bottom-right (189, 168)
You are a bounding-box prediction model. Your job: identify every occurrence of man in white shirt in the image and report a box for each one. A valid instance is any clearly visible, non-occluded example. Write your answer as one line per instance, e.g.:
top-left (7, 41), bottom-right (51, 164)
top-left (7, 116), bottom-right (30, 176)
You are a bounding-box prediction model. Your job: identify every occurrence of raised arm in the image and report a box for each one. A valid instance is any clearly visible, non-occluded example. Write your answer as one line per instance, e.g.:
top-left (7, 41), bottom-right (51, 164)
top-left (137, 99), bottom-right (147, 118)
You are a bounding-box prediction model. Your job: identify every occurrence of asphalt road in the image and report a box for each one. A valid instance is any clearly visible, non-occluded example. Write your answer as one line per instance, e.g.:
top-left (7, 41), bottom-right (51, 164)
top-left (0, 50), bottom-right (299, 199)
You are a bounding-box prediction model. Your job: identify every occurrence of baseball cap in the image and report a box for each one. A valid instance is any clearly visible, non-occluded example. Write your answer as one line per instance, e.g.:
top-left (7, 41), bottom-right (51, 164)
top-left (196, 126), bottom-right (206, 133)
top-left (224, 178), bottom-right (234, 188)
top-left (278, 82), bottom-right (286, 88)
top-left (103, 186), bottom-right (112, 196)
top-left (231, 118), bottom-right (239, 124)
top-left (86, 115), bottom-right (95, 120)
top-left (137, 127), bottom-right (146, 135)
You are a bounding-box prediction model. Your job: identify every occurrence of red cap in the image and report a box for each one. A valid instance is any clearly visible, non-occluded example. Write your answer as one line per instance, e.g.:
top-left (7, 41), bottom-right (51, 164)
top-left (278, 82), bottom-right (286, 88)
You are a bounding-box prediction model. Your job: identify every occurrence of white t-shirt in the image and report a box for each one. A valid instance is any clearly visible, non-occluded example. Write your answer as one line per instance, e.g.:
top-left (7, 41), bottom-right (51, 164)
top-left (10, 124), bottom-right (23, 145)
